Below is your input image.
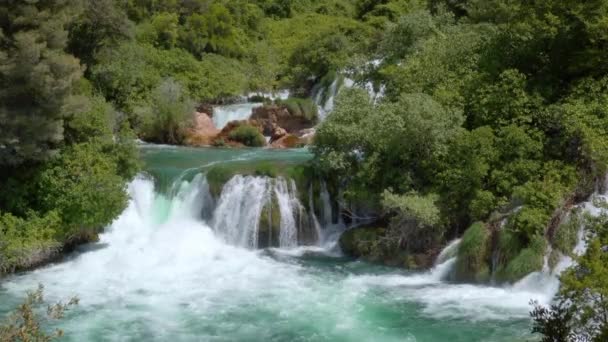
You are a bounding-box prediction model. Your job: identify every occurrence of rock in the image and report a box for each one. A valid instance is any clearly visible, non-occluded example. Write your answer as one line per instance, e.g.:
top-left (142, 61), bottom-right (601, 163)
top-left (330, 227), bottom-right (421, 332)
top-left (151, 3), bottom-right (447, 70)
top-left (270, 134), bottom-right (302, 149)
top-left (196, 104), bottom-right (214, 117)
top-left (298, 128), bottom-right (315, 145)
top-left (251, 104), bottom-right (315, 135)
top-left (271, 125), bottom-right (287, 142)
top-left (212, 120), bottom-right (266, 147)
top-left (184, 112), bottom-right (220, 146)
top-left (258, 194), bottom-right (281, 248)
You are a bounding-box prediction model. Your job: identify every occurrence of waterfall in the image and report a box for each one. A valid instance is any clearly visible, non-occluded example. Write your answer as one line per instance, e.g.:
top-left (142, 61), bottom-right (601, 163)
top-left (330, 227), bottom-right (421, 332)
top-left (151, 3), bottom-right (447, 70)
top-left (247, 90), bottom-right (290, 101)
top-left (211, 176), bottom-right (268, 248)
top-left (274, 178), bottom-right (298, 248)
top-left (209, 175), bottom-right (324, 249)
top-left (312, 74), bottom-right (384, 121)
top-left (511, 187), bottom-right (607, 297)
top-left (309, 184), bottom-right (323, 244)
top-left (319, 181), bottom-right (333, 226)
top-left (212, 102), bottom-right (263, 130)
top-left (314, 78), bottom-right (341, 122)
top-left (435, 238), bottom-right (461, 265)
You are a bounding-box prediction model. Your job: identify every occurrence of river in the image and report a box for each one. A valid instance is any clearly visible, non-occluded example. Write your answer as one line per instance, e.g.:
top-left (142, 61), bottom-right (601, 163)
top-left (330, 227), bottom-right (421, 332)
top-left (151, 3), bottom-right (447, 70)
top-left (0, 145), bottom-right (554, 341)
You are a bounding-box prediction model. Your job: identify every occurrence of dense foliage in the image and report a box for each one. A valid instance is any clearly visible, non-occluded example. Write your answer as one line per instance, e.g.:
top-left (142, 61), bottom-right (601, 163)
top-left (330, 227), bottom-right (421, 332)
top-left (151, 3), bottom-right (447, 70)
top-left (313, 0), bottom-right (608, 282)
top-left (0, 0), bottom-right (140, 275)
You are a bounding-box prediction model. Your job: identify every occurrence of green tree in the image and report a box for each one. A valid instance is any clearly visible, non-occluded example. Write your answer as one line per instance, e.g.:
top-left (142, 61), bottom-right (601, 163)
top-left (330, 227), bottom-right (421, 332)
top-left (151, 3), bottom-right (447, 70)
top-left (137, 78), bottom-right (194, 144)
top-left (68, 0), bottom-right (134, 68)
top-left (36, 142), bottom-right (129, 237)
top-left (0, 0), bottom-right (83, 165)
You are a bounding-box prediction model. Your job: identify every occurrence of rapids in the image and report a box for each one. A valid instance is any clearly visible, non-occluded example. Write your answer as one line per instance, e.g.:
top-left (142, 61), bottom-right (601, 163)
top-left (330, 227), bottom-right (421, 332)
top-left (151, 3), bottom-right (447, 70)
top-left (0, 145), bottom-right (602, 341)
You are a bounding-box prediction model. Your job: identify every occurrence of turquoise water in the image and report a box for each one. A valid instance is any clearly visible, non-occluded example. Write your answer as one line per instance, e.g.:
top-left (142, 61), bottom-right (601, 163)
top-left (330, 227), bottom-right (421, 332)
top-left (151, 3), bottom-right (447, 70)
top-left (0, 145), bottom-right (540, 341)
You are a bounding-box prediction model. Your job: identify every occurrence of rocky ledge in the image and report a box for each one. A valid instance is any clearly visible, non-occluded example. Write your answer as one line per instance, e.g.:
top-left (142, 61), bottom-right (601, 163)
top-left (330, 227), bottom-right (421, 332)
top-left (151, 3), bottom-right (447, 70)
top-left (184, 101), bottom-right (317, 148)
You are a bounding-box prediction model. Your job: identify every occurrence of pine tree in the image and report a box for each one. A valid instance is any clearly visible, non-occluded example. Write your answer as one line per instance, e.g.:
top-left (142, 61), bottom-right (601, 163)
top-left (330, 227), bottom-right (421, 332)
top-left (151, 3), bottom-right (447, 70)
top-left (0, 0), bottom-right (83, 166)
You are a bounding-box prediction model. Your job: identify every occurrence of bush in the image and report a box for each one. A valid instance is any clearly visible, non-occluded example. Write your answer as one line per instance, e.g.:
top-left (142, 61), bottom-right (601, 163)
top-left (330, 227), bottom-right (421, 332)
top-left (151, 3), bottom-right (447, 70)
top-left (36, 142), bottom-right (129, 237)
top-left (137, 78), bottom-right (194, 144)
top-left (0, 212), bottom-right (61, 274)
top-left (228, 124), bottom-right (266, 147)
top-left (0, 285), bottom-right (78, 341)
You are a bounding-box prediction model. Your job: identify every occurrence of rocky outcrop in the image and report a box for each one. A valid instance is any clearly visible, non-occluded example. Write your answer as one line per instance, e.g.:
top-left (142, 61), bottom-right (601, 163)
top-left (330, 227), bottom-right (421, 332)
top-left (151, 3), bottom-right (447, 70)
top-left (184, 101), bottom-right (318, 148)
top-left (212, 121), bottom-right (266, 147)
top-left (270, 134), bottom-right (303, 149)
top-left (184, 112), bottom-right (220, 146)
top-left (250, 104), bottom-right (316, 136)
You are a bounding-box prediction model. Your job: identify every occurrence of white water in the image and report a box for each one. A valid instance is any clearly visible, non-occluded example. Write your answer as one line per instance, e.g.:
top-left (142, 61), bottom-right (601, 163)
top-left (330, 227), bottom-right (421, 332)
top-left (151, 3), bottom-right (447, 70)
top-left (313, 74), bottom-right (384, 122)
top-left (248, 90), bottom-right (290, 101)
top-left (212, 175), bottom-right (269, 247)
top-left (212, 175), bottom-right (318, 248)
top-left (275, 178), bottom-right (299, 248)
top-left (212, 102), bottom-right (263, 130)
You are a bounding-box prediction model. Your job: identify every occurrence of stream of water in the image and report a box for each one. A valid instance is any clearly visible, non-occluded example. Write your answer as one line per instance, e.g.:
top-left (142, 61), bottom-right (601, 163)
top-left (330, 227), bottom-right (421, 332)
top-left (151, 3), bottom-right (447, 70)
top-left (0, 145), bottom-right (594, 341)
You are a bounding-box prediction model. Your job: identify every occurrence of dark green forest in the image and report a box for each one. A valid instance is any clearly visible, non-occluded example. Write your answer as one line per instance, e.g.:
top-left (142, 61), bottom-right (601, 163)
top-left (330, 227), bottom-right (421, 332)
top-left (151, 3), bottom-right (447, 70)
top-left (1, 0), bottom-right (608, 340)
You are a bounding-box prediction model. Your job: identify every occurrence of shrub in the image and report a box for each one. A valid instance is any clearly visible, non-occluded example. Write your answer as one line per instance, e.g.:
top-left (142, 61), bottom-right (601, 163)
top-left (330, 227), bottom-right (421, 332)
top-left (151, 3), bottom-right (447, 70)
top-left (228, 124), bottom-right (266, 147)
top-left (36, 142), bottom-right (129, 237)
top-left (0, 285), bottom-right (78, 341)
top-left (137, 78), bottom-right (194, 144)
top-left (0, 212), bottom-right (61, 274)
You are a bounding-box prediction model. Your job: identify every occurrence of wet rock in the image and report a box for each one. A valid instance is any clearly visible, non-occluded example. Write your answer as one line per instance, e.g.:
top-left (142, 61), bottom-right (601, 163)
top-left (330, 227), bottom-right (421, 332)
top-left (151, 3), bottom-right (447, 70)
top-left (270, 134), bottom-right (302, 149)
top-left (184, 112), bottom-right (220, 146)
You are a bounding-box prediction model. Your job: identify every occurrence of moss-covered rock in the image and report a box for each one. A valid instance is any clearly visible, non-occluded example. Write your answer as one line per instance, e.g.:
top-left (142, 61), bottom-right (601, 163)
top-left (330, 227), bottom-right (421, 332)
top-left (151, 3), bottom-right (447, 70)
top-left (553, 209), bottom-right (581, 257)
top-left (339, 225), bottom-right (387, 259)
top-left (498, 235), bottom-right (546, 282)
top-left (204, 162), bottom-right (309, 199)
top-left (258, 193), bottom-right (281, 248)
top-left (339, 224), bottom-right (430, 269)
top-left (455, 222), bottom-right (491, 282)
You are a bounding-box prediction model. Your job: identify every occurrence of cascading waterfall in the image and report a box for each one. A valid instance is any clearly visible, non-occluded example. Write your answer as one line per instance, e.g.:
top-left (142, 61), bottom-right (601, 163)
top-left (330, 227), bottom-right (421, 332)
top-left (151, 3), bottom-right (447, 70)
top-left (435, 238), bottom-right (461, 265)
top-left (274, 178), bottom-right (299, 248)
top-left (212, 102), bottom-right (263, 130)
top-left (308, 184), bottom-right (323, 245)
top-left (507, 187), bottom-right (606, 298)
top-left (211, 175), bottom-right (325, 249)
top-left (211, 175), bottom-right (269, 248)
top-left (319, 181), bottom-right (333, 226)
